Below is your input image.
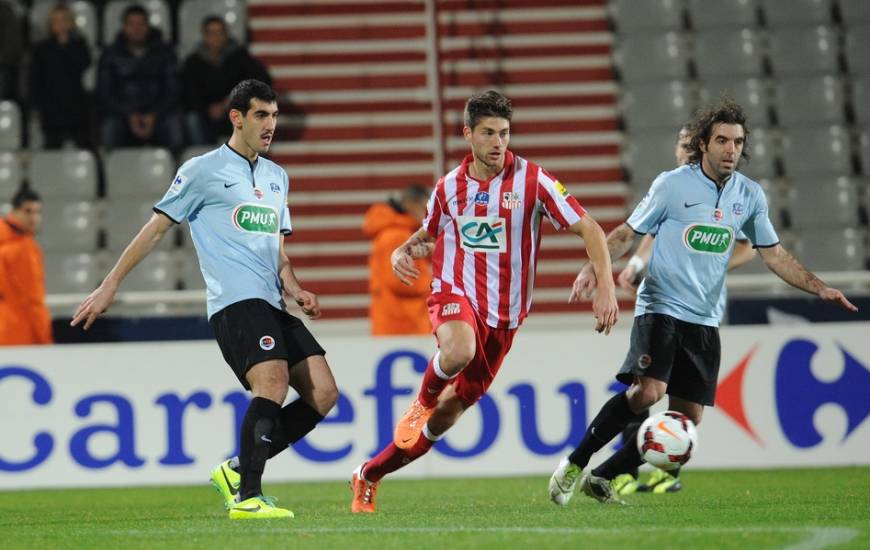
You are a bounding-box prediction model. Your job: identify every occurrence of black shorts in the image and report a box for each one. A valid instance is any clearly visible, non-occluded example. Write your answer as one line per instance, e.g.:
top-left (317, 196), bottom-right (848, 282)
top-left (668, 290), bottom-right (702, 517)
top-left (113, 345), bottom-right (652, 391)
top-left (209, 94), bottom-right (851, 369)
top-left (616, 313), bottom-right (721, 406)
top-left (209, 298), bottom-right (326, 390)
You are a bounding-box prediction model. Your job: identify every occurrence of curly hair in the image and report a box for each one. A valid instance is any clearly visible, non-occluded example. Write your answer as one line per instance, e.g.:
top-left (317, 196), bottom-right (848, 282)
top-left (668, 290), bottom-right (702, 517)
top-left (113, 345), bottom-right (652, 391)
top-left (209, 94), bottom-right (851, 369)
top-left (464, 90), bottom-right (513, 130)
top-left (685, 98), bottom-right (750, 166)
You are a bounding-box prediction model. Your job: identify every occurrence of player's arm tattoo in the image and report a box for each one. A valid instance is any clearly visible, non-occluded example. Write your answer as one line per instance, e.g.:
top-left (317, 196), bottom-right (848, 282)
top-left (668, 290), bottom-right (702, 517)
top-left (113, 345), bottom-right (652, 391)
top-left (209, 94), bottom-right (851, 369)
top-left (401, 228), bottom-right (435, 259)
top-left (605, 223), bottom-right (638, 262)
top-left (760, 244), bottom-right (826, 295)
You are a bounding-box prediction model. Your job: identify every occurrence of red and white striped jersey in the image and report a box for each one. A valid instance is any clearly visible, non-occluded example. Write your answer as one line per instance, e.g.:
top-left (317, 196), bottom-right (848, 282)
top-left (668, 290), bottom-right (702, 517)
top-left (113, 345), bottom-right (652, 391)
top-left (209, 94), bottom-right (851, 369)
top-left (423, 151), bottom-right (587, 329)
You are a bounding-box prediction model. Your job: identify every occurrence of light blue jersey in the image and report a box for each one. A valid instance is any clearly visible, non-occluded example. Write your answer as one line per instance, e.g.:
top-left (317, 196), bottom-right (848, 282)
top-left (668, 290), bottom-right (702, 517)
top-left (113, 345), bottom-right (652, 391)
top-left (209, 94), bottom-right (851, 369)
top-left (154, 144), bottom-right (292, 319)
top-left (628, 164), bottom-right (778, 327)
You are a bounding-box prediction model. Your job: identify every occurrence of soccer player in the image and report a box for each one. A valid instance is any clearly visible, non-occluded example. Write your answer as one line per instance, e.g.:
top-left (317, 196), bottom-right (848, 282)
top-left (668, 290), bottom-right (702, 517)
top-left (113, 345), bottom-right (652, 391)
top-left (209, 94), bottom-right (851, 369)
top-left (548, 98), bottom-right (857, 505)
top-left (611, 125), bottom-right (757, 496)
top-left (71, 79), bottom-right (338, 519)
top-left (349, 90), bottom-right (620, 513)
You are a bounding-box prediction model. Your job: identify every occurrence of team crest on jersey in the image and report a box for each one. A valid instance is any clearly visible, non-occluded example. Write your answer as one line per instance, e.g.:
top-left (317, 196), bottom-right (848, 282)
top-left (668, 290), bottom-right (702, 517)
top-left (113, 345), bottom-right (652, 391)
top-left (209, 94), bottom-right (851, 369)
top-left (168, 173), bottom-right (187, 195)
top-left (270, 182), bottom-right (281, 193)
top-left (259, 335), bottom-right (275, 350)
top-left (457, 215), bottom-right (507, 253)
top-left (732, 202), bottom-right (744, 216)
top-left (712, 208), bottom-right (724, 222)
top-left (502, 192), bottom-right (521, 210)
top-left (474, 191), bottom-right (490, 205)
top-left (253, 188), bottom-right (264, 200)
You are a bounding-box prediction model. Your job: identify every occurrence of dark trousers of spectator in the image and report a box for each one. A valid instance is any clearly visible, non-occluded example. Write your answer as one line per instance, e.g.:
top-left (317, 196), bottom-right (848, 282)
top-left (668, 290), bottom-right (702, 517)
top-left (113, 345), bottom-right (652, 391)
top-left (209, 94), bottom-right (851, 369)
top-left (101, 112), bottom-right (183, 151)
top-left (42, 122), bottom-right (92, 149)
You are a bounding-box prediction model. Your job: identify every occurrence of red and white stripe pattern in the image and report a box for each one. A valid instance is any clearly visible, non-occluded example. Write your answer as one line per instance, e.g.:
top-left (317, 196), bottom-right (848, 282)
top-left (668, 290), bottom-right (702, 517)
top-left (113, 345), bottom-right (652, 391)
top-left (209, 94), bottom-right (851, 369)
top-left (425, 151), bottom-right (586, 329)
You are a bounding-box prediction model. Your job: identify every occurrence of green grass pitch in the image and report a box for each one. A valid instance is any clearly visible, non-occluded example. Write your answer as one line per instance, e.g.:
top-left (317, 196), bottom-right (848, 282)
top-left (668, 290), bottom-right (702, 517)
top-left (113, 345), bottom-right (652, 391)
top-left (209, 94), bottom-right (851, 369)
top-left (1, 467), bottom-right (868, 549)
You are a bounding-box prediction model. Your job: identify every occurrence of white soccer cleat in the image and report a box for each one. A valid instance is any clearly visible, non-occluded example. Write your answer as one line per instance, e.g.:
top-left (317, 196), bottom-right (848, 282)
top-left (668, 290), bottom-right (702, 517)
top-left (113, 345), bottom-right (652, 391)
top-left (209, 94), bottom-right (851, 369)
top-left (549, 456), bottom-right (582, 506)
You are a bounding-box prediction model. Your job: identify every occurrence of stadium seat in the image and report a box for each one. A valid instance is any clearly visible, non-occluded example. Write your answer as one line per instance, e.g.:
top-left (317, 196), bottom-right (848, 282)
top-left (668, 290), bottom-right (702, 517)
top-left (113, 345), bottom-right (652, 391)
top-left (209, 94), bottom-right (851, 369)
top-left (39, 200), bottom-right (100, 251)
top-left (0, 152), bottom-right (22, 200)
top-left (121, 250), bottom-right (178, 291)
top-left (105, 148), bottom-right (175, 198)
top-left (29, 0), bottom-right (99, 48)
top-left (694, 29), bottom-right (764, 78)
top-left (104, 196), bottom-right (177, 250)
top-left (610, 0), bottom-right (683, 31)
top-left (178, 252), bottom-right (205, 289)
top-left (787, 176), bottom-right (860, 229)
top-left (756, 177), bottom-right (785, 227)
top-left (688, 0), bottom-right (759, 29)
top-left (838, 0), bottom-right (870, 25)
top-left (102, 0), bottom-right (172, 46)
top-left (178, 0), bottom-right (248, 59)
top-left (614, 33), bottom-right (690, 82)
top-left (0, 101), bottom-right (22, 150)
top-left (179, 145), bottom-right (213, 165)
top-left (779, 124), bottom-right (851, 176)
top-left (858, 127), bottom-right (870, 175)
top-left (698, 76), bottom-right (770, 125)
top-left (623, 129), bottom-right (681, 188)
top-left (845, 26), bottom-right (870, 74)
top-left (742, 127), bottom-right (778, 180)
top-left (621, 80), bottom-right (696, 130)
top-left (774, 75), bottom-right (845, 125)
top-left (760, 0), bottom-right (832, 26)
top-left (29, 150), bottom-right (98, 199)
top-left (792, 228), bottom-right (866, 271)
top-left (852, 75), bottom-right (870, 124)
top-left (768, 26), bottom-right (840, 76)
top-left (43, 251), bottom-right (103, 294)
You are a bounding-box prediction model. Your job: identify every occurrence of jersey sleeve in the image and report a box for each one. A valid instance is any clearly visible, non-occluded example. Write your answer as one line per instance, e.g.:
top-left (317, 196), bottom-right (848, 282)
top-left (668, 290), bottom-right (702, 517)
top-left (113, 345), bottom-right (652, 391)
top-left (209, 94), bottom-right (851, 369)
top-left (153, 158), bottom-right (204, 223)
top-left (280, 172), bottom-right (292, 235)
top-left (536, 169), bottom-right (586, 230)
top-left (740, 188), bottom-right (780, 248)
top-left (626, 173), bottom-right (670, 234)
top-left (422, 178), bottom-right (449, 236)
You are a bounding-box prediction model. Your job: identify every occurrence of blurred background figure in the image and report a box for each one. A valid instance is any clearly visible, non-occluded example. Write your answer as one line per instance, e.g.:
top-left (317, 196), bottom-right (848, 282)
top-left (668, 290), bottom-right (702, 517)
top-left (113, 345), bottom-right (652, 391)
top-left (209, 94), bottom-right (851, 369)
top-left (0, 187), bottom-right (52, 345)
top-left (182, 15), bottom-right (271, 145)
top-left (97, 4), bottom-right (182, 151)
top-left (29, 3), bottom-right (92, 149)
top-left (363, 184), bottom-right (432, 336)
top-left (0, 0), bottom-right (22, 100)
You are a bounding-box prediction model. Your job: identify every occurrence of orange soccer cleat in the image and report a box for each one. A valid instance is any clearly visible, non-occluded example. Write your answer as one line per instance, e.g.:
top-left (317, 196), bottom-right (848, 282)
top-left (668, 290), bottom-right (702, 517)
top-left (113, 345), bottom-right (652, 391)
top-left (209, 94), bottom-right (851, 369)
top-left (393, 399), bottom-right (435, 449)
top-left (350, 463), bottom-right (379, 513)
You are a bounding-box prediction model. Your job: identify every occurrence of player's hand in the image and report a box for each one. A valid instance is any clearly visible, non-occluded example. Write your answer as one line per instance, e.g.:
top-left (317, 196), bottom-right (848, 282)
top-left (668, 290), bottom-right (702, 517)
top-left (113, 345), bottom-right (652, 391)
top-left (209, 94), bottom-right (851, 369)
top-left (568, 264), bottom-right (597, 303)
top-left (819, 287), bottom-right (858, 312)
top-left (592, 286), bottom-right (619, 335)
top-left (391, 246), bottom-right (420, 286)
top-left (70, 283), bottom-right (117, 330)
top-left (407, 241), bottom-right (434, 259)
top-left (616, 265), bottom-right (639, 299)
top-left (293, 290), bottom-right (321, 320)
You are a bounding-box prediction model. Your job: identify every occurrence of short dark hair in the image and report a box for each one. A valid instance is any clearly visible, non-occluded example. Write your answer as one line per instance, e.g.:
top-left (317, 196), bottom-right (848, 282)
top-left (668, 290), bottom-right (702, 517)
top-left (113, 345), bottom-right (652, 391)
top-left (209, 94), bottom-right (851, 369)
top-left (201, 15), bottom-right (226, 32)
top-left (228, 79), bottom-right (277, 115)
top-left (464, 90), bottom-right (513, 130)
top-left (686, 98), bottom-right (750, 165)
top-left (12, 187), bottom-right (41, 209)
top-left (122, 4), bottom-right (148, 23)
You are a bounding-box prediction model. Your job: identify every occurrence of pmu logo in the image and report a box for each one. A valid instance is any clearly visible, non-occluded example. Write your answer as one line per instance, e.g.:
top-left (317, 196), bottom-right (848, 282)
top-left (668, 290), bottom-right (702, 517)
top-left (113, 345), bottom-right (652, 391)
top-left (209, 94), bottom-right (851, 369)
top-left (457, 216), bottom-right (506, 252)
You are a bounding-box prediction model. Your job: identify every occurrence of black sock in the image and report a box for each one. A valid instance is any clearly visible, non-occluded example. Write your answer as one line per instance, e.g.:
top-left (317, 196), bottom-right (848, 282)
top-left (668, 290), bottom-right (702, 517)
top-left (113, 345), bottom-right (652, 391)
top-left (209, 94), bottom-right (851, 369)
top-left (268, 399), bottom-right (326, 459)
top-left (568, 392), bottom-right (644, 469)
top-left (239, 397), bottom-right (281, 500)
top-left (621, 409), bottom-right (649, 478)
top-left (671, 467), bottom-right (681, 478)
top-left (592, 437), bottom-right (644, 480)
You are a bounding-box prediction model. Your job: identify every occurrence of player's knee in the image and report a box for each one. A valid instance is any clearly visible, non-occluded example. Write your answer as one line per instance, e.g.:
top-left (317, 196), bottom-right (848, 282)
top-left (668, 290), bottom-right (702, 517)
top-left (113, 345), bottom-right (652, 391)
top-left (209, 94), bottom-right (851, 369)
top-left (440, 343), bottom-right (475, 373)
top-left (628, 384), bottom-right (664, 411)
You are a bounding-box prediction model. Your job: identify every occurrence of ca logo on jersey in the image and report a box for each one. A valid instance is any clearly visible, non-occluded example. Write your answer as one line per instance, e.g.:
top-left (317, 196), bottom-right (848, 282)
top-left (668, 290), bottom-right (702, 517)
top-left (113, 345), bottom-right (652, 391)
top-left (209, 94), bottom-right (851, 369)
top-left (457, 216), bottom-right (507, 253)
top-left (233, 204), bottom-right (279, 234)
top-left (682, 224), bottom-right (734, 254)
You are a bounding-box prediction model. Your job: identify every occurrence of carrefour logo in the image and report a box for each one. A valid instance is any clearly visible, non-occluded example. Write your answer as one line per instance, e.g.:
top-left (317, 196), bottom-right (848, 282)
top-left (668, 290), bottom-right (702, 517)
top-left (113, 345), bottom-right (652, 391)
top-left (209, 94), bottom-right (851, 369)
top-left (457, 215), bottom-right (506, 253)
top-left (682, 224), bottom-right (733, 254)
top-left (232, 204), bottom-right (279, 234)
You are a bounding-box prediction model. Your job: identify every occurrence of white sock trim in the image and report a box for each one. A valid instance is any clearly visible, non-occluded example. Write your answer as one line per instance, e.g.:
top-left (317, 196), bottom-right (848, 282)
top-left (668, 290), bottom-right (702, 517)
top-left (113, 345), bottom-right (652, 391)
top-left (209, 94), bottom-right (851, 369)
top-left (422, 423), bottom-right (444, 441)
top-left (433, 352), bottom-right (458, 380)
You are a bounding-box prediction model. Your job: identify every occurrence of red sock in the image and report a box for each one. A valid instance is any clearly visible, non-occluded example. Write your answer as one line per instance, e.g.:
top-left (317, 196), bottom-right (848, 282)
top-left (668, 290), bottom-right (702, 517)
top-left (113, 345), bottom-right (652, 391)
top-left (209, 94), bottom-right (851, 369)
top-left (417, 355), bottom-right (450, 408)
top-left (363, 435), bottom-right (436, 482)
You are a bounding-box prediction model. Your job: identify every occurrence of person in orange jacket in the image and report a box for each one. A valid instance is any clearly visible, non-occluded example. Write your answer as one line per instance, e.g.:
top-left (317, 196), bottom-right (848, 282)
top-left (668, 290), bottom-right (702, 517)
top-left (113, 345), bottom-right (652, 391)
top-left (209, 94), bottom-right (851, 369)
top-left (0, 187), bottom-right (53, 345)
top-left (363, 184), bottom-right (432, 335)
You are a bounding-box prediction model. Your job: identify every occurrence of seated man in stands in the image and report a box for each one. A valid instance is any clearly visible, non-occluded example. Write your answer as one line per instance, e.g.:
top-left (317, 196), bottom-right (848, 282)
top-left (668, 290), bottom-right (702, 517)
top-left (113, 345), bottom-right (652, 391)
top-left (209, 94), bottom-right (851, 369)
top-left (97, 4), bottom-right (182, 151)
top-left (182, 15), bottom-right (272, 145)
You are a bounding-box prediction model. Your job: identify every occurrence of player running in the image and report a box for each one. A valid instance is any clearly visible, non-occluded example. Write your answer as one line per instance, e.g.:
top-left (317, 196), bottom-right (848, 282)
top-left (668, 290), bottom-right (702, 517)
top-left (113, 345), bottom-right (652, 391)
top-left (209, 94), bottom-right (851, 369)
top-left (548, 98), bottom-right (857, 506)
top-left (349, 90), bottom-right (620, 513)
top-left (72, 79), bottom-right (338, 520)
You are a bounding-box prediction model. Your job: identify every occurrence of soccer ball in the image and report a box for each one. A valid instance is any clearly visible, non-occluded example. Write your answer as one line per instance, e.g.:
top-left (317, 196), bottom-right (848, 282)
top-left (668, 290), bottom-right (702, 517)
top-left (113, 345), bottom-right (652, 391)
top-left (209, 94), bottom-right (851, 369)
top-left (636, 410), bottom-right (699, 471)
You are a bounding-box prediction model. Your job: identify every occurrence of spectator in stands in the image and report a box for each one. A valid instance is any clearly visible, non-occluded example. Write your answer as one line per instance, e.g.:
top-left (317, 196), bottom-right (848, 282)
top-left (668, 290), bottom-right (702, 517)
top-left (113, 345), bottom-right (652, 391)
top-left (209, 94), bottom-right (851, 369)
top-left (182, 15), bottom-right (272, 145)
top-left (29, 4), bottom-right (92, 149)
top-left (363, 184), bottom-right (432, 335)
top-left (0, 187), bottom-right (53, 345)
top-left (97, 4), bottom-right (182, 151)
top-left (0, 0), bottom-right (22, 100)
